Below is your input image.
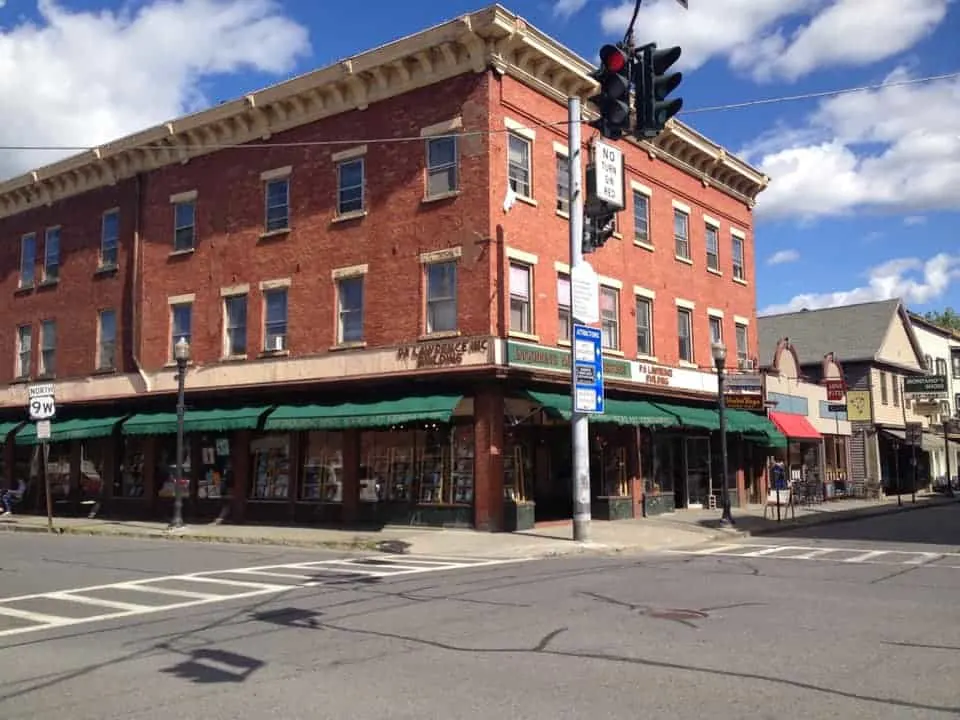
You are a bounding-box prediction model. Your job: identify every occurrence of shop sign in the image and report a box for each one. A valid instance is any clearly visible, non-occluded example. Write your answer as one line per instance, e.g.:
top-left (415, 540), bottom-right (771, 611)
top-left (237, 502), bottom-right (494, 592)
top-left (397, 338), bottom-right (489, 368)
top-left (824, 379), bottom-right (846, 402)
top-left (635, 362), bottom-right (675, 388)
top-left (724, 393), bottom-right (764, 411)
top-left (903, 375), bottom-right (947, 396)
top-left (726, 373), bottom-right (763, 394)
top-left (507, 341), bottom-right (631, 379)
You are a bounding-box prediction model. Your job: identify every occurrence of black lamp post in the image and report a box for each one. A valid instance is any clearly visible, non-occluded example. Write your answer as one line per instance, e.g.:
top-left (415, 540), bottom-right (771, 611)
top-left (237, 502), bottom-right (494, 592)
top-left (170, 336), bottom-right (190, 530)
top-left (713, 341), bottom-right (734, 526)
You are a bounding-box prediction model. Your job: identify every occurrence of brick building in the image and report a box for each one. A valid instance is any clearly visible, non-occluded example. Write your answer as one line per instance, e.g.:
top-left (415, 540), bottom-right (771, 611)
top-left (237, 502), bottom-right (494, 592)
top-left (0, 5), bottom-right (782, 531)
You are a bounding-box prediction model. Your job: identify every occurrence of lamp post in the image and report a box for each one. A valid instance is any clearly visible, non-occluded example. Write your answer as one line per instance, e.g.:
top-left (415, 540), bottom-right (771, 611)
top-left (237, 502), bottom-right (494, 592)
top-left (712, 342), bottom-right (734, 526)
top-left (170, 337), bottom-right (190, 529)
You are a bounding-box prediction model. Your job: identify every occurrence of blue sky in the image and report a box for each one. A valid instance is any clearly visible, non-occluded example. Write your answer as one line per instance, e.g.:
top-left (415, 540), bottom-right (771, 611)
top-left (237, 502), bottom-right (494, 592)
top-left (1, 0), bottom-right (958, 316)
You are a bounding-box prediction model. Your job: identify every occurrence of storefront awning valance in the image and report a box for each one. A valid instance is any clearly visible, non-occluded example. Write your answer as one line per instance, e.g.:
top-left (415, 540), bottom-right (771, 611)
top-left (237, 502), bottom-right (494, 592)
top-left (0, 422), bottom-right (21, 440)
top-left (121, 407), bottom-right (273, 436)
top-left (649, 402), bottom-right (719, 431)
top-left (525, 391), bottom-right (678, 426)
top-left (15, 416), bottom-right (127, 446)
top-left (768, 411), bottom-right (822, 441)
top-left (263, 395), bottom-right (464, 431)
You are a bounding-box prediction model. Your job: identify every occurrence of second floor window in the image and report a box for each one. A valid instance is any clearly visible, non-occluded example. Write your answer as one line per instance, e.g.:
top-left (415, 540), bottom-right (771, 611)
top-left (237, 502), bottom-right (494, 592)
top-left (678, 308), bottom-right (693, 362)
top-left (40, 320), bottom-right (56, 376)
top-left (101, 210), bottom-right (119, 268)
top-left (892, 374), bottom-right (900, 407)
top-left (879, 371), bottom-right (888, 404)
top-left (174, 200), bottom-right (196, 252)
top-left (427, 136), bottom-right (458, 198)
top-left (425, 261), bottom-right (457, 334)
top-left (509, 263), bottom-right (532, 334)
top-left (709, 315), bottom-right (722, 345)
top-left (507, 133), bottom-right (531, 198)
top-left (337, 276), bottom-right (364, 344)
top-left (674, 209), bottom-right (689, 259)
top-left (98, 309), bottom-right (117, 370)
top-left (44, 227), bottom-right (60, 282)
top-left (337, 159), bottom-right (364, 215)
top-left (600, 287), bottom-right (620, 350)
top-left (557, 274), bottom-right (571, 343)
top-left (19, 233), bottom-right (36, 287)
top-left (935, 358), bottom-right (947, 377)
top-left (706, 224), bottom-right (719, 271)
top-left (265, 178), bottom-right (289, 232)
top-left (264, 289), bottom-right (288, 352)
top-left (633, 192), bottom-right (649, 244)
top-left (555, 154), bottom-right (570, 214)
top-left (171, 303), bottom-right (192, 361)
top-left (636, 297), bottom-right (652, 356)
top-left (953, 352), bottom-right (960, 377)
top-left (735, 323), bottom-right (748, 364)
top-left (16, 325), bottom-right (32, 378)
top-left (732, 234), bottom-right (745, 280)
top-left (224, 295), bottom-right (247, 357)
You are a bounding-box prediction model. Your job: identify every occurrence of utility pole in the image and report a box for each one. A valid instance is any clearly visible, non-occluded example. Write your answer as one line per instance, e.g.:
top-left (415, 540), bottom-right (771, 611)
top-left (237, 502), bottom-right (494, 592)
top-left (568, 95), bottom-right (591, 544)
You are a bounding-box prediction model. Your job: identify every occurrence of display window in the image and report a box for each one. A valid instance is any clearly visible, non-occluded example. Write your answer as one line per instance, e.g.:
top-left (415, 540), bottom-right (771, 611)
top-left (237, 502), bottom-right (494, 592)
top-left (198, 434), bottom-right (233, 500)
top-left (79, 439), bottom-right (108, 501)
top-left (250, 434), bottom-right (291, 500)
top-left (156, 436), bottom-right (192, 499)
top-left (301, 431), bottom-right (343, 502)
top-left (120, 437), bottom-right (146, 498)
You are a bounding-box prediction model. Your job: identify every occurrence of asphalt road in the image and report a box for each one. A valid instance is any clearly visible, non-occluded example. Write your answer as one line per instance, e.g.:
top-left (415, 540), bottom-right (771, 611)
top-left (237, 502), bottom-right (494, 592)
top-left (1, 505), bottom-right (959, 720)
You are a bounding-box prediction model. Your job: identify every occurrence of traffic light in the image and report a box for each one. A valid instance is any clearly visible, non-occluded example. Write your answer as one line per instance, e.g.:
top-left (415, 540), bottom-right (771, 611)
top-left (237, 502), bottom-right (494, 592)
top-left (582, 211), bottom-right (617, 255)
top-left (588, 44), bottom-right (632, 140)
top-left (634, 44), bottom-right (683, 139)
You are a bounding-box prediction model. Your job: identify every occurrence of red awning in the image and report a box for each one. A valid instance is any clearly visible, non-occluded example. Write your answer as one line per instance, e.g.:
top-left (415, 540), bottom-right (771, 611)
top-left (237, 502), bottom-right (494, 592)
top-left (768, 411), bottom-right (822, 441)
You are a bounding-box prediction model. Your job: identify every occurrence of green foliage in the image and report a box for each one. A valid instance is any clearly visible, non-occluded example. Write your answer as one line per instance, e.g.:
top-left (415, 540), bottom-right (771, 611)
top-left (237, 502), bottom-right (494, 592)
top-left (923, 307), bottom-right (960, 332)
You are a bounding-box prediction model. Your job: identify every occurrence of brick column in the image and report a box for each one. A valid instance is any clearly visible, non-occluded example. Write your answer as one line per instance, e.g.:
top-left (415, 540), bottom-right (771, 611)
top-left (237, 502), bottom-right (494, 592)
top-left (342, 429), bottom-right (360, 525)
top-left (230, 430), bottom-right (251, 523)
top-left (473, 385), bottom-right (505, 532)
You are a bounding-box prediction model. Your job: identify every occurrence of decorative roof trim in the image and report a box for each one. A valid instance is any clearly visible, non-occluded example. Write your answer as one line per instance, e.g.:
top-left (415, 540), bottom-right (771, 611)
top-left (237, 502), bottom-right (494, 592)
top-left (0, 4), bottom-right (768, 220)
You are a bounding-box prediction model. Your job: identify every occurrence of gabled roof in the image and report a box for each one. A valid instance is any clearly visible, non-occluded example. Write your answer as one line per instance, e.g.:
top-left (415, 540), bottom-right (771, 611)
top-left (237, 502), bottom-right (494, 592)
top-left (758, 299), bottom-right (925, 369)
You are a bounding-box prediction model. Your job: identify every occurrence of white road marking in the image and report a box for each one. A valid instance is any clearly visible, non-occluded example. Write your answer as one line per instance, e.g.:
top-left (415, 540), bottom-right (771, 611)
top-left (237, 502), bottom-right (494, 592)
top-left (904, 552), bottom-right (943, 565)
top-left (843, 550), bottom-right (888, 563)
top-left (0, 554), bottom-right (530, 640)
top-left (791, 549), bottom-right (834, 559)
top-left (670, 543), bottom-right (960, 567)
top-left (740, 546), bottom-right (799, 557)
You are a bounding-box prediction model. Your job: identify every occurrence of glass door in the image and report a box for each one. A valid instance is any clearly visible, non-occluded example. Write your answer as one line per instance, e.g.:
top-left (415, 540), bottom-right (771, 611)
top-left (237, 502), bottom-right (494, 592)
top-left (684, 437), bottom-right (712, 508)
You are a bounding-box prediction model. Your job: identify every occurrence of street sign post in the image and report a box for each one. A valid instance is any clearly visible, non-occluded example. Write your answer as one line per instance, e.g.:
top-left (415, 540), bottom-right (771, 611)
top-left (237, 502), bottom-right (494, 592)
top-left (573, 324), bottom-right (605, 415)
top-left (26, 383), bottom-right (56, 531)
top-left (905, 422), bottom-right (922, 504)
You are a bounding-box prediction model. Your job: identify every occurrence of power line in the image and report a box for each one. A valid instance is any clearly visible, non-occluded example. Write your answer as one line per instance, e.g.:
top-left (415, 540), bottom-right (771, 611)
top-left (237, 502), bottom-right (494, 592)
top-left (0, 71), bottom-right (955, 153)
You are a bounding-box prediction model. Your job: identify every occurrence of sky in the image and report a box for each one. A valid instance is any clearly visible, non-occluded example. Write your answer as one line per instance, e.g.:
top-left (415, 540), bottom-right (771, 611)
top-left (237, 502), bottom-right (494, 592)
top-left (0, 0), bottom-right (958, 317)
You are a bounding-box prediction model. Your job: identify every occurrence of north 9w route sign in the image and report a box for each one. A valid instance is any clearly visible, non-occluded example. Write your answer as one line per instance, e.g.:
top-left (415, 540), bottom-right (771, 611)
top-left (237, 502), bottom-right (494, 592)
top-left (28, 383), bottom-right (56, 421)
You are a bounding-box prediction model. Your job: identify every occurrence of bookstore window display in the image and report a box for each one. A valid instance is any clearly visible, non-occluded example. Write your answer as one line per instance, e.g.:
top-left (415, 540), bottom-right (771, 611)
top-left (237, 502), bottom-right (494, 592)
top-left (301, 431), bottom-right (344, 502)
top-left (360, 423), bottom-right (474, 505)
top-left (79, 440), bottom-right (109, 502)
top-left (593, 433), bottom-right (629, 498)
top-left (250, 433), bottom-right (291, 500)
top-left (197, 434), bottom-right (233, 500)
top-left (503, 434), bottom-right (533, 502)
top-left (42, 444), bottom-right (71, 500)
top-left (119, 437), bottom-right (146, 498)
top-left (157, 436), bottom-right (192, 499)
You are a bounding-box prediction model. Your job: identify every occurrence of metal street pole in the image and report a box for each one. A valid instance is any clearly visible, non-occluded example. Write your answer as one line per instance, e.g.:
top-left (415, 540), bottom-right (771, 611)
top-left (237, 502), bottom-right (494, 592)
top-left (717, 362), bottom-right (733, 525)
top-left (171, 349), bottom-right (188, 529)
top-left (911, 440), bottom-right (917, 504)
top-left (944, 417), bottom-right (954, 497)
top-left (41, 441), bottom-right (52, 532)
top-left (568, 95), bottom-right (591, 543)
top-left (894, 440), bottom-right (902, 506)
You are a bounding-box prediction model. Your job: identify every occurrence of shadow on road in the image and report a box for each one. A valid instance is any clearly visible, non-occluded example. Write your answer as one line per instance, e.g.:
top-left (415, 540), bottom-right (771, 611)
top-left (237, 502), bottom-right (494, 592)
top-left (161, 648), bottom-right (264, 684)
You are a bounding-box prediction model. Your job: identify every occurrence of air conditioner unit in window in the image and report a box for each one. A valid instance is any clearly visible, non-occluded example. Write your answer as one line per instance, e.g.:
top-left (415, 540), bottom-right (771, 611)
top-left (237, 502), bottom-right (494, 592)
top-left (270, 334), bottom-right (286, 352)
top-left (738, 357), bottom-right (756, 371)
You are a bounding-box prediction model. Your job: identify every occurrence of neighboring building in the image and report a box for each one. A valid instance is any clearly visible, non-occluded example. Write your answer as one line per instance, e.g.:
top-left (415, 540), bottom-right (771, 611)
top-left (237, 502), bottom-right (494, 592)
top-left (0, 5), bottom-right (775, 530)
top-left (906, 312), bottom-right (960, 485)
top-left (760, 338), bottom-right (852, 500)
top-left (759, 299), bottom-right (943, 496)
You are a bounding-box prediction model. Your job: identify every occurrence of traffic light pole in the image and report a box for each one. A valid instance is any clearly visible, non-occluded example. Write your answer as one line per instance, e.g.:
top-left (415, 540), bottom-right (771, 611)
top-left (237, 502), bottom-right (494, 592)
top-left (568, 95), bottom-right (592, 544)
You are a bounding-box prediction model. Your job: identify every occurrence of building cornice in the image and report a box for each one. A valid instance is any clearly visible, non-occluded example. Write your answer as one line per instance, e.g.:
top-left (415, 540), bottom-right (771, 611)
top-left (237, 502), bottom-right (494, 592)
top-left (0, 3), bottom-right (768, 220)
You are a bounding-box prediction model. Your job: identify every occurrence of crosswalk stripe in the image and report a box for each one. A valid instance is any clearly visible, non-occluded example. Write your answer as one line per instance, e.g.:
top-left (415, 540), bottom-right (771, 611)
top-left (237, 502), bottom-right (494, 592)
top-left (0, 606), bottom-right (72, 626)
top-left (842, 550), bottom-right (888, 563)
top-left (904, 552), bottom-right (942, 565)
top-left (230, 569), bottom-right (315, 580)
top-left (45, 592), bottom-right (150, 612)
top-left (115, 583), bottom-right (225, 601)
top-left (690, 544), bottom-right (745, 555)
top-left (791, 549), bottom-right (833, 559)
top-left (741, 547), bottom-right (796, 557)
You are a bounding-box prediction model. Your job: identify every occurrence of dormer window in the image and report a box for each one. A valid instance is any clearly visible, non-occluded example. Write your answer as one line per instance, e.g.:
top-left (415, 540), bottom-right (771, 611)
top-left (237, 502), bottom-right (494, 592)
top-left (925, 354), bottom-right (933, 373)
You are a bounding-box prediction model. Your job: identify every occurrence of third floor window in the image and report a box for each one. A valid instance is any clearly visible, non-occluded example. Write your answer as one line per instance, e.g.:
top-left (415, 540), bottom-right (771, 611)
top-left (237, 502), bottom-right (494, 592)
top-left (633, 192), bottom-right (649, 245)
top-left (674, 209), bottom-right (690, 259)
top-left (19, 233), bottom-right (36, 288)
top-left (265, 178), bottom-right (289, 232)
top-left (705, 224), bottom-right (719, 271)
top-left (732, 233), bottom-right (746, 281)
top-left (174, 200), bottom-right (196, 252)
top-left (425, 261), bottom-right (457, 334)
top-left (98, 309), bottom-right (116, 371)
top-left (426, 136), bottom-right (458, 198)
top-left (337, 159), bottom-right (365, 215)
top-left (337, 276), bottom-right (364, 344)
top-left (507, 133), bottom-right (531, 199)
top-left (101, 210), bottom-right (119, 268)
top-left (44, 227), bottom-right (60, 282)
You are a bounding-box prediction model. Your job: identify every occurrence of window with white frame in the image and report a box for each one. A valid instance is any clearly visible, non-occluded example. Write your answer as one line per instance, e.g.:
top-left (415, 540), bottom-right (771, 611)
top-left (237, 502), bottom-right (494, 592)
top-left (224, 294), bottom-right (248, 357)
top-left (264, 178), bottom-right (290, 232)
top-left (600, 286), bottom-right (620, 350)
top-left (557, 273), bottom-right (571, 343)
top-left (509, 263), bottom-right (533, 334)
top-left (426, 136), bottom-right (458, 197)
top-left (735, 323), bottom-right (748, 364)
top-left (674, 209), bottom-right (690, 259)
top-left (732, 233), bottom-right (745, 280)
top-left (507, 133), bottom-right (531, 198)
top-left (952, 352), bottom-right (960, 377)
top-left (705, 224), bottom-right (719, 271)
top-left (44, 227), bottom-right (60, 282)
top-left (264, 288), bottom-right (288, 352)
top-left (425, 261), bottom-right (457, 334)
top-left (16, 324), bottom-right (31, 378)
top-left (337, 276), bottom-right (364, 344)
top-left (677, 308), bottom-right (693, 362)
top-left (892, 374), bottom-right (900, 407)
top-left (925, 354), bottom-right (933, 373)
top-left (556, 155), bottom-right (570, 214)
top-left (936, 358), bottom-right (947, 377)
top-left (101, 210), bottom-right (119, 268)
top-left (634, 192), bottom-right (649, 244)
top-left (98, 309), bottom-right (117, 371)
top-left (170, 303), bottom-right (192, 361)
top-left (337, 159), bottom-right (365, 215)
top-left (19, 233), bottom-right (36, 287)
top-left (636, 297), bottom-right (652, 356)
top-left (708, 315), bottom-right (722, 345)
top-left (174, 200), bottom-right (196, 252)
top-left (39, 320), bottom-right (56, 376)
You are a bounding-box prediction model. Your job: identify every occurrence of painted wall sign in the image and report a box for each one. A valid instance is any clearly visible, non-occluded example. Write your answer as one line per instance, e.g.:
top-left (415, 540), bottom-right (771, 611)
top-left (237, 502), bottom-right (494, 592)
top-left (507, 342), bottom-right (631, 378)
top-left (397, 338), bottom-right (489, 368)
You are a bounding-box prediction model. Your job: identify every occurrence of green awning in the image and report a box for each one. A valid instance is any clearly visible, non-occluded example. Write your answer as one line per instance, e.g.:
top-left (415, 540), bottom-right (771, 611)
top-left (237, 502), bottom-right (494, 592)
top-left (0, 422), bottom-right (21, 440)
top-left (263, 395), bottom-right (464, 431)
top-left (650, 401), bottom-right (720, 430)
top-left (15, 416), bottom-right (126, 446)
top-left (525, 391), bottom-right (678, 426)
top-left (746, 428), bottom-right (789, 448)
top-left (121, 407), bottom-right (272, 436)
top-left (725, 409), bottom-right (771, 434)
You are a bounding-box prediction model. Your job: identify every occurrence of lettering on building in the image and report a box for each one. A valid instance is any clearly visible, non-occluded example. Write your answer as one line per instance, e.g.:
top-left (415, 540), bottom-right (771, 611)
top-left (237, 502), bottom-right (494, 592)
top-left (510, 346), bottom-right (630, 378)
top-left (397, 339), bottom-right (489, 368)
top-left (637, 363), bottom-right (674, 387)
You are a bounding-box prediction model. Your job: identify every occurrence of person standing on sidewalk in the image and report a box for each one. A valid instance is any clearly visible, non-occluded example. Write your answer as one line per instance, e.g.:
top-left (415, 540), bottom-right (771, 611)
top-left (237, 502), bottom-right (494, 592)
top-left (0, 478), bottom-right (27, 516)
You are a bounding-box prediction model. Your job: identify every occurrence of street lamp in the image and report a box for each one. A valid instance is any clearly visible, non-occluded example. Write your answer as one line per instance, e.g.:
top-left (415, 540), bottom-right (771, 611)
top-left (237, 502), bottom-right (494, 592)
top-left (170, 337), bottom-right (190, 529)
top-left (712, 341), bottom-right (734, 526)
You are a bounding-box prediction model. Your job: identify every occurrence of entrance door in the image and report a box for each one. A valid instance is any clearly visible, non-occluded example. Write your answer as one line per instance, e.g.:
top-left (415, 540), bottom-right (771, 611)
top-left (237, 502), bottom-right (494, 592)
top-left (684, 437), bottom-right (711, 508)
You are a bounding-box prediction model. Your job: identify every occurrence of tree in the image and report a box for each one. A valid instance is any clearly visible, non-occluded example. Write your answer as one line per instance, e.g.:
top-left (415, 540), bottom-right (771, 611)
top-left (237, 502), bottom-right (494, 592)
top-left (923, 307), bottom-right (960, 332)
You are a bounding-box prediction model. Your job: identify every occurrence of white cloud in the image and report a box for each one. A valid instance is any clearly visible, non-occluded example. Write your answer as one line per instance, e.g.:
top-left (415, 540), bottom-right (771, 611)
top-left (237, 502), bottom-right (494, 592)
top-left (760, 253), bottom-right (960, 315)
top-left (747, 68), bottom-right (960, 219)
top-left (903, 215), bottom-right (928, 226)
top-left (0, 0), bottom-right (310, 180)
top-left (767, 249), bottom-right (800, 265)
top-left (598, 0), bottom-right (949, 81)
top-left (553, 0), bottom-right (590, 18)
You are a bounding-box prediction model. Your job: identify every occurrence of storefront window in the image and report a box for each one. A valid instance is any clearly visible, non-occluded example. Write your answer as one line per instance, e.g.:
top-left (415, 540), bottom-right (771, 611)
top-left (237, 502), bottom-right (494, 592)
top-left (120, 437), bottom-right (146, 498)
top-left (46, 444), bottom-right (71, 500)
top-left (649, 435), bottom-right (679, 496)
top-left (198, 435), bottom-right (233, 500)
top-left (156, 436), bottom-right (191, 499)
top-left (301, 431), bottom-right (343, 502)
top-left (686, 437), bottom-right (711, 507)
top-left (504, 433), bottom-right (532, 502)
top-left (450, 425), bottom-right (474, 504)
top-left (250, 434), bottom-right (291, 500)
top-left (79, 439), bottom-right (109, 502)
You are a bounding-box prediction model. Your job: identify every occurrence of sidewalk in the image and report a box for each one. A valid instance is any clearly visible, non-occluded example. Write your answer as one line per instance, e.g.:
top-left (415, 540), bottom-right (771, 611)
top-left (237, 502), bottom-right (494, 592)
top-left (0, 492), bottom-right (955, 560)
